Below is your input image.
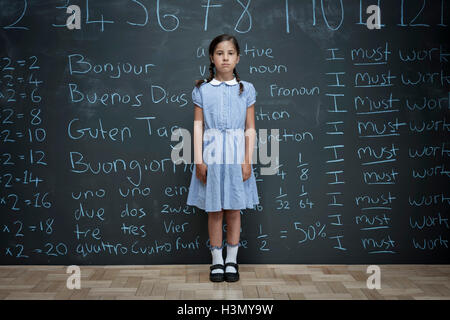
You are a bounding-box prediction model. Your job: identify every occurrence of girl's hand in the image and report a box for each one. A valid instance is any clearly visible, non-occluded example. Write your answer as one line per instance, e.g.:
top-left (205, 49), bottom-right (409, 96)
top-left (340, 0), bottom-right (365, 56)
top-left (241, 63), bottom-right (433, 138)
top-left (196, 162), bottom-right (208, 185)
top-left (241, 163), bottom-right (252, 181)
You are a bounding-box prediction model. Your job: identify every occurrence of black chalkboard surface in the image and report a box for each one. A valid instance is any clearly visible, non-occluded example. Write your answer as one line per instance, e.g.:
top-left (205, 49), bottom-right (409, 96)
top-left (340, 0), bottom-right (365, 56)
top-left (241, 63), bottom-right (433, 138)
top-left (0, 0), bottom-right (448, 265)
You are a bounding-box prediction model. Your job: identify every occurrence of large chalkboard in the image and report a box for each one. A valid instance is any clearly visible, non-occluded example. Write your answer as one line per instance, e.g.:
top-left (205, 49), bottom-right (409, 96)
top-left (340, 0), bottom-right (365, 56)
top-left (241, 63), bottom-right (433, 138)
top-left (0, 0), bottom-right (449, 265)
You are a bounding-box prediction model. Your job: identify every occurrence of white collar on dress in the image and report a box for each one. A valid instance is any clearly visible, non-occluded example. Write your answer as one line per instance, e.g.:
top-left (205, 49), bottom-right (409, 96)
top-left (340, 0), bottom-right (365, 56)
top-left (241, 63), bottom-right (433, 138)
top-left (209, 77), bottom-right (238, 86)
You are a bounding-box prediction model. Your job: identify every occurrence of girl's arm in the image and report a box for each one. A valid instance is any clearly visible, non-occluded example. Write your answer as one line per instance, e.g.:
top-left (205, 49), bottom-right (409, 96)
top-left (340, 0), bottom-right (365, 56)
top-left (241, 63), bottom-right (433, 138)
top-left (244, 104), bottom-right (256, 165)
top-left (193, 105), bottom-right (204, 164)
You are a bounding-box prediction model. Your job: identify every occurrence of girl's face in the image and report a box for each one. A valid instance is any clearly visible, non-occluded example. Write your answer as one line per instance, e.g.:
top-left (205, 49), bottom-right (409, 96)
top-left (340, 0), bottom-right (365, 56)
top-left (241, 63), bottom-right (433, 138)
top-left (210, 40), bottom-right (240, 76)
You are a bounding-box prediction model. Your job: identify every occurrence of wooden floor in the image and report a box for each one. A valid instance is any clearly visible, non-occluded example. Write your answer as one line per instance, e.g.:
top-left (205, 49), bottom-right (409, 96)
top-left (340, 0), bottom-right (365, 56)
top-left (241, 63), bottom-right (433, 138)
top-left (0, 265), bottom-right (449, 300)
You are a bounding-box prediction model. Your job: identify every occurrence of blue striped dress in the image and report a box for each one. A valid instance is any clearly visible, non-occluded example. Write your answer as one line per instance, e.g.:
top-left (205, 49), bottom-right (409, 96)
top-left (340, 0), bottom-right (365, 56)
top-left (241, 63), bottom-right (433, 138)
top-left (186, 77), bottom-right (260, 212)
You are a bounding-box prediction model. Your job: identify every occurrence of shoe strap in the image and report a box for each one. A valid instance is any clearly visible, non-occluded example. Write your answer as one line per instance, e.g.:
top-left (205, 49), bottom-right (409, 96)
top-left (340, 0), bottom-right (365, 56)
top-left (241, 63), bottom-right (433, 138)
top-left (210, 264), bottom-right (225, 271)
top-left (224, 262), bottom-right (239, 271)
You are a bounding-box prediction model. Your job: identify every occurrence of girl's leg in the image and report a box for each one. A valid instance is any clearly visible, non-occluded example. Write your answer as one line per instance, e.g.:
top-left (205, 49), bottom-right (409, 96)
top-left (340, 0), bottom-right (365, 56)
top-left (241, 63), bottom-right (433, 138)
top-left (224, 210), bottom-right (241, 275)
top-left (225, 210), bottom-right (241, 245)
top-left (208, 210), bottom-right (224, 248)
top-left (208, 210), bottom-right (225, 277)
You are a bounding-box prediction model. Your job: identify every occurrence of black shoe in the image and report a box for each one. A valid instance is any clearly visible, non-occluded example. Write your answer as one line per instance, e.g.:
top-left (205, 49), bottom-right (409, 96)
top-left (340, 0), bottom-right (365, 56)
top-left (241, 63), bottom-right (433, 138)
top-left (209, 264), bottom-right (225, 282)
top-left (224, 262), bottom-right (239, 282)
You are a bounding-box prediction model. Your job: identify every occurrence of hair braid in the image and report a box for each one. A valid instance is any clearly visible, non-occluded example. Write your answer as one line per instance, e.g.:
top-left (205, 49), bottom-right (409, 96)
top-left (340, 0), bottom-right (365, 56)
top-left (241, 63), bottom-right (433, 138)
top-left (233, 68), bottom-right (243, 96)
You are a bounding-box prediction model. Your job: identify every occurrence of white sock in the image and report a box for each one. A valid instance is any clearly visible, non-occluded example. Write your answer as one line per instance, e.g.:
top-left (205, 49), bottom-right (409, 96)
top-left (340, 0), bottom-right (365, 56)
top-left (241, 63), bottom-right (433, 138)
top-left (211, 246), bottom-right (224, 274)
top-left (225, 243), bottom-right (239, 273)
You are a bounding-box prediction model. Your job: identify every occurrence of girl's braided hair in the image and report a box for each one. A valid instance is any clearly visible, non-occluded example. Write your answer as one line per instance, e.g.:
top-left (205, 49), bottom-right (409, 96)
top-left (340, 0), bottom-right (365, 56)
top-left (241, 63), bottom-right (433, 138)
top-left (195, 34), bottom-right (244, 95)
